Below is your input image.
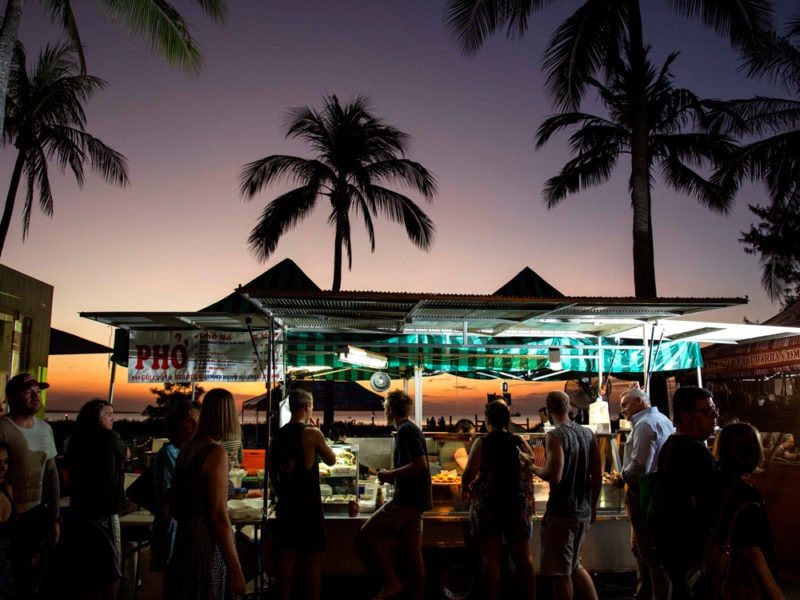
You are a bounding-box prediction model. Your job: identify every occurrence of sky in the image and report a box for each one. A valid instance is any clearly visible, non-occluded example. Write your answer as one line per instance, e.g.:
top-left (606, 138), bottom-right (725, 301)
top-left (1, 1), bottom-right (796, 415)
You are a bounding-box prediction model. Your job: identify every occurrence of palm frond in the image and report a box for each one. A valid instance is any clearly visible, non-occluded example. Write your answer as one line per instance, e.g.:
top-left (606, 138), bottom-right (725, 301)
top-left (239, 156), bottom-right (332, 198)
top-left (247, 186), bottom-right (320, 260)
top-left (543, 0), bottom-right (628, 110)
top-left (542, 148), bottom-right (618, 208)
top-left (669, 0), bottom-right (774, 48)
top-left (443, 0), bottom-right (542, 56)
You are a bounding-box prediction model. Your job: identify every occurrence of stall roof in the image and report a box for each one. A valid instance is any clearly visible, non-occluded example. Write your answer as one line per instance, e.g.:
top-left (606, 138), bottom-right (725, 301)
top-left (82, 291), bottom-right (750, 339)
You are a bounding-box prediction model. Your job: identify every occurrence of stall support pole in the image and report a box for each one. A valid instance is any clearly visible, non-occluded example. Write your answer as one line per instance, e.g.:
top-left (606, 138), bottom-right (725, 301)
top-left (107, 359), bottom-right (116, 404)
top-left (414, 366), bottom-right (423, 425)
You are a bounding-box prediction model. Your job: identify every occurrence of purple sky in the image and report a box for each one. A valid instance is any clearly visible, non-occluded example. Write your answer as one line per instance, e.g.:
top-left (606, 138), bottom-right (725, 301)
top-left (1, 2), bottom-right (794, 412)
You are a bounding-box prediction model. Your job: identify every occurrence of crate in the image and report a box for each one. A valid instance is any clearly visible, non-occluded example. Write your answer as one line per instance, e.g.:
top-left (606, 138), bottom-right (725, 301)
top-left (241, 449), bottom-right (266, 472)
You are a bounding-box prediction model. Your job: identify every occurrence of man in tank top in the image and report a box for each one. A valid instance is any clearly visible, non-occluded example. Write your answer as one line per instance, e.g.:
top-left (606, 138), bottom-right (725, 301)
top-left (531, 390), bottom-right (601, 600)
top-left (270, 389), bottom-right (335, 600)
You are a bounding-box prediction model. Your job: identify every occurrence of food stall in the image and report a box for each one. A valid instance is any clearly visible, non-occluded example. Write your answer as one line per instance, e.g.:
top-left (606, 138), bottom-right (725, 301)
top-left (80, 261), bottom-right (800, 591)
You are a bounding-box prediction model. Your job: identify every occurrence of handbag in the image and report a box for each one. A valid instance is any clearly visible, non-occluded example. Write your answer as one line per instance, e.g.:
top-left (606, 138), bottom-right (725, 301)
top-left (125, 466), bottom-right (156, 513)
top-left (685, 484), bottom-right (764, 599)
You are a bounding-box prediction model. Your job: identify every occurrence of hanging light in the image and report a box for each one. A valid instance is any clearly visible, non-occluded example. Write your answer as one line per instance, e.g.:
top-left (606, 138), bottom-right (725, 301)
top-left (337, 345), bottom-right (388, 369)
top-left (549, 348), bottom-right (562, 370)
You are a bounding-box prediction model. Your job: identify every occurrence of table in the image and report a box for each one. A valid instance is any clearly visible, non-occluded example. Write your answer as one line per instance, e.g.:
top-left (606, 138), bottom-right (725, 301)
top-left (119, 510), bottom-right (266, 599)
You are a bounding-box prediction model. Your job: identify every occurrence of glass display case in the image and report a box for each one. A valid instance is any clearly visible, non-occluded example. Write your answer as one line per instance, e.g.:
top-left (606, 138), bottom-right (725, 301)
top-left (319, 443), bottom-right (359, 514)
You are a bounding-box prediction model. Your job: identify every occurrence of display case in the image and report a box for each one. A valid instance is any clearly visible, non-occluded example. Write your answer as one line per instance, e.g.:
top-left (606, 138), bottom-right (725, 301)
top-left (319, 443), bottom-right (359, 514)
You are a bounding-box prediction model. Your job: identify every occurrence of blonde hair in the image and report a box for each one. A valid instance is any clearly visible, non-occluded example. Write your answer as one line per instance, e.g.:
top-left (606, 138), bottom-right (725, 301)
top-left (195, 388), bottom-right (240, 441)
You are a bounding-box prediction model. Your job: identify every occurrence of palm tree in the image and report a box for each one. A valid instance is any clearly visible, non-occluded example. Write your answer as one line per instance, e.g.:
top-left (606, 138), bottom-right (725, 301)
top-left (705, 10), bottom-right (800, 305)
top-left (444, 0), bottom-right (772, 297)
top-left (739, 203), bottom-right (800, 307)
top-left (240, 94), bottom-right (437, 291)
top-left (0, 0), bottom-right (227, 146)
top-left (536, 49), bottom-right (735, 250)
top-left (0, 42), bottom-right (128, 256)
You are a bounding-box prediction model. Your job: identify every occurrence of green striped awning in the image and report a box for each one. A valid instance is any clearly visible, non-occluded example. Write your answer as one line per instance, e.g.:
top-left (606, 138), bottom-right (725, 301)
top-left (285, 333), bottom-right (702, 379)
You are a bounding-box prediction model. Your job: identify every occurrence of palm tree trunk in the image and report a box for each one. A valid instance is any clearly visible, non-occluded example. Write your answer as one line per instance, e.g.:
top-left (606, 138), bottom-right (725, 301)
top-left (0, 150), bottom-right (26, 257)
top-left (627, 1), bottom-right (657, 298)
top-left (332, 227), bottom-right (343, 291)
top-left (0, 0), bottom-right (26, 141)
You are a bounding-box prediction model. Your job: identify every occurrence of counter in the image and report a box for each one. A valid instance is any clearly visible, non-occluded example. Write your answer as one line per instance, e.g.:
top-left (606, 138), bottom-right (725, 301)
top-left (261, 511), bottom-right (634, 577)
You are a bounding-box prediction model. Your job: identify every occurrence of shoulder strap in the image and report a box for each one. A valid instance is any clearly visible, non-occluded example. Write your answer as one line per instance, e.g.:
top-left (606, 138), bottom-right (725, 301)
top-left (715, 481), bottom-right (761, 545)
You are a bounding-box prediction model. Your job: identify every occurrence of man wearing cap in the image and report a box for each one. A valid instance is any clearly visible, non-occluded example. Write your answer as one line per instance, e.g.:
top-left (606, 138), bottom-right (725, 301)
top-left (1, 373), bottom-right (60, 598)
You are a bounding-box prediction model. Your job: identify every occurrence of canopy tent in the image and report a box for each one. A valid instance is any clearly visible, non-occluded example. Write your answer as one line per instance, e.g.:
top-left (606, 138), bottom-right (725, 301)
top-left (49, 328), bottom-right (112, 355)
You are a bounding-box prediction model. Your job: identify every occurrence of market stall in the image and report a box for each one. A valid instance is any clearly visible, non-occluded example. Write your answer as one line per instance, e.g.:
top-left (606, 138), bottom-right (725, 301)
top-left (80, 261), bottom-right (800, 586)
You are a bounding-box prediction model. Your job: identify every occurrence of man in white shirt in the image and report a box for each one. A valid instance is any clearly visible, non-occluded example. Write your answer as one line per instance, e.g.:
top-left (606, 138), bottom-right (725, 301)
top-left (612, 385), bottom-right (674, 600)
top-left (0, 373), bottom-right (60, 599)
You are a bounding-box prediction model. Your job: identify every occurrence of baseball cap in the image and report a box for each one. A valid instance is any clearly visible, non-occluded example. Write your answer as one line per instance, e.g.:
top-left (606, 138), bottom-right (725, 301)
top-left (5, 373), bottom-right (50, 396)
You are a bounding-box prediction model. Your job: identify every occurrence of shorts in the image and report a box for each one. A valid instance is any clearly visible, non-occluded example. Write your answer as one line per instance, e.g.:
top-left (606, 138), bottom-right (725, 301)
top-left (470, 507), bottom-right (532, 544)
top-left (276, 511), bottom-right (327, 553)
top-left (538, 514), bottom-right (590, 576)
top-left (69, 514), bottom-right (122, 585)
top-left (360, 500), bottom-right (424, 539)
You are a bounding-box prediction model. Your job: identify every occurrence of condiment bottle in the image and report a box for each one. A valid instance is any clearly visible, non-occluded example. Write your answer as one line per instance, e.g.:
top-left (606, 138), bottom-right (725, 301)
top-left (375, 484), bottom-right (384, 509)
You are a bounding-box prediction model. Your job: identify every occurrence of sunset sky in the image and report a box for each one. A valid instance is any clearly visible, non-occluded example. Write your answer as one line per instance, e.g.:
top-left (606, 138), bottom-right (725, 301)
top-left (1, 2), bottom-right (795, 416)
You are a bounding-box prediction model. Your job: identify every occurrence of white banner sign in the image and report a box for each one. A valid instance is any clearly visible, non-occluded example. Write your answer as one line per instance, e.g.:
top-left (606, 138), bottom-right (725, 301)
top-left (128, 330), bottom-right (283, 383)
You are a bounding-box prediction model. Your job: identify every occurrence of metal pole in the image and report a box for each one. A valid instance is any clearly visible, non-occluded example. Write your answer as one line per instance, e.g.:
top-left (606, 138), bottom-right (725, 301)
top-left (414, 366), bottom-right (423, 425)
top-left (107, 359), bottom-right (116, 404)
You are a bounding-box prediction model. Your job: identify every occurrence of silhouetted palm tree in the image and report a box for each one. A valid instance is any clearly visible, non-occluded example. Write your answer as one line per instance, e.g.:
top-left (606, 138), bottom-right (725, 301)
top-left (444, 0), bottom-right (772, 297)
top-left (0, 0), bottom-right (227, 145)
top-left (0, 42), bottom-right (128, 256)
top-left (536, 50), bottom-right (735, 244)
top-left (705, 10), bottom-right (800, 304)
top-left (239, 94), bottom-right (437, 291)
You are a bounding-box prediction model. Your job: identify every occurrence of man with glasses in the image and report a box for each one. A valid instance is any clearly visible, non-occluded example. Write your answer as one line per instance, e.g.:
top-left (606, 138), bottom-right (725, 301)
top-left (0, 373), bottom-right (60, 599)
top-left (653, 386), bottom-right (718, 600)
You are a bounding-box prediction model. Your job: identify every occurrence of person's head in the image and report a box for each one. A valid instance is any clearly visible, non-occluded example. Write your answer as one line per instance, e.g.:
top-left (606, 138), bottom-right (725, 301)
top-left (537, 407), bottom-right (548, 423)
top-left (288, 388), bottom-right (312, 412)
top-left (714, 422), bottom-right (764, 477)
top-left (75, 399), bottom-right (113, 432)
top-left (0, 441), bottom-right (10, 484)
top-left (672, 386), bottom-right (717, 439)
top-left (484, 400), bottom-right (510, 431)
top-left (454, 418), bottom-right (475, 434)
top-left (166, 400), bottom-right (201, 447)
top-left (545, 390), bottom-right (570, 419)
top-left (4, 373), bottom-right (49, 417)
top-left (329, 421), bottom-right (348, 442)
top-left (619, 387), bottom-right (651, 421)
top-left (195, 388), bottom-right (240, 441)
top-left (384, 389), bottom-right (412, 426)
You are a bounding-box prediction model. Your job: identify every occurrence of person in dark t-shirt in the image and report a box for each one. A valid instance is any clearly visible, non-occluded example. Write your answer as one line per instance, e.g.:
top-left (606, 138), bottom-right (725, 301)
top-left (270, 389), bottom-right (335, 600)
top-left (654, 386), bottom-right (717, 599)
top-left (360, 390), bottom-right (431, 600)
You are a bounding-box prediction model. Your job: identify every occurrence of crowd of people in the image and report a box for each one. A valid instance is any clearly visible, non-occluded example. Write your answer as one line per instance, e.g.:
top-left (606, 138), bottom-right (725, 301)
top-left (0, 372), bottom-right (789, 600)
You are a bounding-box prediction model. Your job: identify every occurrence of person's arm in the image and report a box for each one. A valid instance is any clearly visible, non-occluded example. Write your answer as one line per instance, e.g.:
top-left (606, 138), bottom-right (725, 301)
top-left (588, 434), bottom-right (602, 524)
top-left (203, 445), bottom-right (246, 597)
top-left (532, 432), bottom-right (563, 484)
top-left (379, 455), bottom-right (428, 483)
top-left (739, 546), bottom-right (785, 600)
top-left (460, 437), bottom-right (483, 491)
top-left (303, 427), bottom-right (336, 468)
top-left (43, 457), bottom-right (61, 543)
top-left (378, 427), bottom-right (429, 483)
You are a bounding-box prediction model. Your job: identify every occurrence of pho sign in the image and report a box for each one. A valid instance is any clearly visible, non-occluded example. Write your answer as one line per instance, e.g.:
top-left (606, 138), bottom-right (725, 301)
top-left (128, 330), bottom-right (283, 383)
